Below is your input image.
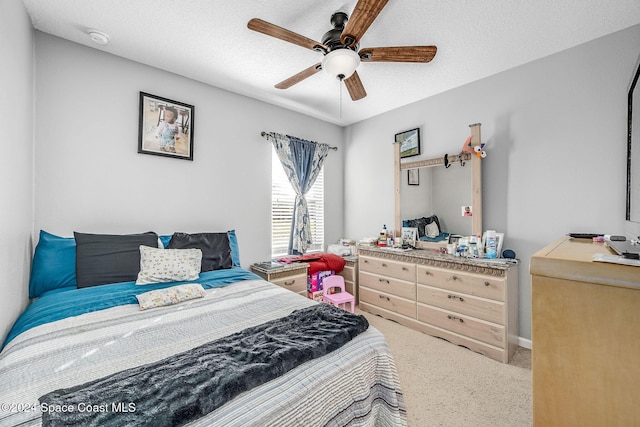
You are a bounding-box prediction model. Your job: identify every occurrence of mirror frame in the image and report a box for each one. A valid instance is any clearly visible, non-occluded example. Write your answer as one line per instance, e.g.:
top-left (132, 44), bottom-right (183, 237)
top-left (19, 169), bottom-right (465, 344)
top-left (394, 123), bottom-right (483, 247)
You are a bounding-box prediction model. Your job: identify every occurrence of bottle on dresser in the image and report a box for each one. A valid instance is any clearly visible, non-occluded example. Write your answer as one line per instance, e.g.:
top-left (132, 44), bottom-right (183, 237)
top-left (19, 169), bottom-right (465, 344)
top-left (485, 230), bottom-right (497, 259)
top-left (379, 225), bottom-right (388, 247)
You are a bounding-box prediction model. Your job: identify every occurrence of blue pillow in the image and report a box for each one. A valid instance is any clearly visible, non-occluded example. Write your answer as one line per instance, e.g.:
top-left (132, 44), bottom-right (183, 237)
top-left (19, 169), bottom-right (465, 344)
top-left (29, 230), bottom-right (77, 299)
top-left (159, 234), bottom-right (173, 248)
top-left (228, 229), bottom-right (241, 267)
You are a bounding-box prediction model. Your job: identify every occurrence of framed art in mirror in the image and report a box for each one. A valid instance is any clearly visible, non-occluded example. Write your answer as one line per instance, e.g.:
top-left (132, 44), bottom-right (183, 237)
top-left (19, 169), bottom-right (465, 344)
top-left (138, 92), bottom-right (194, 161)
top-left (408, 169), bottom-right (419, 185)
top-left (396, 128), bottom-right (421, 158)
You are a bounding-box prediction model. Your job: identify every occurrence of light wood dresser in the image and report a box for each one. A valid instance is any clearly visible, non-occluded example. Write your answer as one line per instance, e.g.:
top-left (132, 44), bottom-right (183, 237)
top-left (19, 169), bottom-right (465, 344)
top-left (358, 247), bottom-right (518, 363)
top-left (530, 237), bottom-right (640, 426)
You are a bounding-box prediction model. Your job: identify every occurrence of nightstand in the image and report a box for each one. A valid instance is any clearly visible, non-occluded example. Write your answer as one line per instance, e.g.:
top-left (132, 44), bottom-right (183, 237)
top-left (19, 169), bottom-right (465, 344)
top-left (250, 262), bottom-right (309, 297)
top-left (337, 256), bottom-right (359, 304)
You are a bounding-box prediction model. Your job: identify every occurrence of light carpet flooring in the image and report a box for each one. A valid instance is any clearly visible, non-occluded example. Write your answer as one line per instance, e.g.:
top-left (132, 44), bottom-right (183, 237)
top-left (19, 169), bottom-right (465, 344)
top-left (359, 310), bottom-right (532, 427)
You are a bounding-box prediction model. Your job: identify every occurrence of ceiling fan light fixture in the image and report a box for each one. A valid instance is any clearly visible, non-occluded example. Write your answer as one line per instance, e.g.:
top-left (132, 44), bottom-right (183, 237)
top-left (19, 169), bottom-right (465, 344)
top-left (322, 48), bottom-right (360, 80)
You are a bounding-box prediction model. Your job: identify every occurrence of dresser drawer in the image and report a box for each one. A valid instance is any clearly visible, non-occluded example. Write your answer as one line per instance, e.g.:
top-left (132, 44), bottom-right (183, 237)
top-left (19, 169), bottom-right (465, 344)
top-left (360, 256), bottom-right (415, 282)
top-left (360, 271), bottom-right (415, 300)
top-left (271, 273), bottom-right (307, 294)
top-left (417, 303), bottom-right (505, 348)
top-left (417, 265), bottom-right (505, 301)
top-left (360, 287), bottom-right (416, 318)
top-left (417, 284), bottom-right (505, 324)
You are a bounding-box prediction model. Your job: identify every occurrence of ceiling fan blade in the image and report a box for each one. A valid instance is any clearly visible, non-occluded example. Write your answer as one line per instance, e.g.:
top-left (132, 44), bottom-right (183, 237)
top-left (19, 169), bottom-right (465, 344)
top-left (248, 18), bottom-right (327, 52)
top-left (359, 46), bottom-right (437, 63)
top-left (344, 71), bottom-right (367, 101)
top-left (340, 0), bottom-right (389, 47)
top-left (275, 63), bottom-right (322, 89)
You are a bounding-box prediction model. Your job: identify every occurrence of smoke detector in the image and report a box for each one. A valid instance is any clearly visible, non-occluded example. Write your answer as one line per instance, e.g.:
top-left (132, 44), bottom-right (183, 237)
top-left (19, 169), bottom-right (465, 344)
top-left (87, 30), bottom-right (110, 46)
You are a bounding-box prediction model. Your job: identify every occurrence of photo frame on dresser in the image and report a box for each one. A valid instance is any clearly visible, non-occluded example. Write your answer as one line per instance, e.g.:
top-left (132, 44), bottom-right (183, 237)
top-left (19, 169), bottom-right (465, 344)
top-left (401, 227), bottom-right (418, 246)
top-left (138, 92), bottom-right (194, 161)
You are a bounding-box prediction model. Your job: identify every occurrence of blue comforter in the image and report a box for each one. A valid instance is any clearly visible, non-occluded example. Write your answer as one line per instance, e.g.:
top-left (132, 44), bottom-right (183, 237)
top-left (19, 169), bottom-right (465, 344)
top-left (3, 267), bottom-right (260, 349)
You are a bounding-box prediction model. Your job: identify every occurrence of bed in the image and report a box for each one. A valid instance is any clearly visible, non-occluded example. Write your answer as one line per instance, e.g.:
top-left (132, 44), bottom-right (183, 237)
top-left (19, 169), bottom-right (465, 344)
top-left (0, 230), bottom-right (406, 426)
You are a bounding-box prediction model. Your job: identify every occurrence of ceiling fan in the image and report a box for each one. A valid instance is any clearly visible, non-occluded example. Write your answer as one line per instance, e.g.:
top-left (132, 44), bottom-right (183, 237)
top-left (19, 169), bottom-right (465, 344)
top-left (248, 0), bottom-right (437, 101)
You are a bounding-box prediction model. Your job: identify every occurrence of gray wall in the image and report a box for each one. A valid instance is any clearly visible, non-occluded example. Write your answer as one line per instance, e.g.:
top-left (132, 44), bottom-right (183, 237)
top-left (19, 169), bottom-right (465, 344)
top-left (345, 24), bottom-right (640, 341)
top-left (33, 32), bottom-right (344, 269)
top-left (0, 0), bottom-right (33, 343)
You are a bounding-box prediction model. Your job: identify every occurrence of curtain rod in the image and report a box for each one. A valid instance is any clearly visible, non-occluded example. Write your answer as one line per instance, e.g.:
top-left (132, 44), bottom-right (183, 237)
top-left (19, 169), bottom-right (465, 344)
top-left (261, 131), bottom-right (338, 151)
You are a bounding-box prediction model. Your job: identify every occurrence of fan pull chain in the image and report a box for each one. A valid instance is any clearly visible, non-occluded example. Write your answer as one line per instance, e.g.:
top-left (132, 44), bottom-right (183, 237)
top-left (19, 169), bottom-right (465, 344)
top-left (339, 80), bottom-right (343, 119)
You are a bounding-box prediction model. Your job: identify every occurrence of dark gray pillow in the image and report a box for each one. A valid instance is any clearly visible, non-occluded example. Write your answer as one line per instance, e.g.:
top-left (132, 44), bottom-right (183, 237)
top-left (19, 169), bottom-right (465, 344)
top-left (166, 232), bottom-right (232, 272)
top-left (74, 231), bottom-right (159, 288)
top-left (408, 215), bottom-right (441, 237)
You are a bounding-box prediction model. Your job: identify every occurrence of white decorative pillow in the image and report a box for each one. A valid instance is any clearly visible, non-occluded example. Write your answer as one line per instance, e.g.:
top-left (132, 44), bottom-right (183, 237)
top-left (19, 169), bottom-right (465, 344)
top-left (426, 221), bottom-right (440, 238)
top-left (136, 245), bottom-right (202, 285)
top-left (135, 283), bottom-right (207, 310)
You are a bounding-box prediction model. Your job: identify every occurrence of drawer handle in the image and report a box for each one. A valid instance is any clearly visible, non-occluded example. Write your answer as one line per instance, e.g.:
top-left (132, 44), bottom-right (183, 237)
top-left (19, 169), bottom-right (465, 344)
top-left (402, 267), bottom-right (408, 271)
top-left (452, 275), bottom-right (459, 281)
top-left (447, 315), bottom-right (464, 323)
top-left (378, 278), bottom-right (390, 284)
top-left (424, 271), bottom-right (433, 276)
top-left (364, 259), bottom-right (369, 263)
top-left (283, 280), bottom-right (295, 286)
top-left (447, 294), bottom-right (464, 302)
top-left (381, 263), bottom-right (387, 267)
top-left (378, 295), bottom-right (391, 301)
top-left (484, 281), bottom-right (491, 287)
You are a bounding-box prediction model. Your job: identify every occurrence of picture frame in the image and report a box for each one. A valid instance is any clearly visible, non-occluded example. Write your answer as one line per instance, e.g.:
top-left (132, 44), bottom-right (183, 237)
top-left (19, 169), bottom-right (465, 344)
top-left (481, 231), bottom-right (504, 256)
top-left (401, 227), bottom-right (418, 246)
top-left (138, 92), bottom-right (194, 161)
top-left (395, 128), bottom-right (421, 158)
top-left (408, 168), bottom-right (419, 185)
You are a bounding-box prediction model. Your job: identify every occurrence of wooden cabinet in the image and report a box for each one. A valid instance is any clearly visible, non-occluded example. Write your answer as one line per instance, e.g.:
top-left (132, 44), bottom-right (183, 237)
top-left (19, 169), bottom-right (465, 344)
top-left (358, 247), bottom-right (518, 363)
top-left (530, 237), bottom-right (640, 426)
top-left (337, 256), bottom-right (359, 303)
top-left (250, 263), bottom-right (309, 297)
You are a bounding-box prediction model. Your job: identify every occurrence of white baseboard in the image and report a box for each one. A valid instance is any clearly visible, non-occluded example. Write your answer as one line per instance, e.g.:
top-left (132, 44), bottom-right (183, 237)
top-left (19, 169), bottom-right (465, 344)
top-left (518, 337), bottom-right (532, 349)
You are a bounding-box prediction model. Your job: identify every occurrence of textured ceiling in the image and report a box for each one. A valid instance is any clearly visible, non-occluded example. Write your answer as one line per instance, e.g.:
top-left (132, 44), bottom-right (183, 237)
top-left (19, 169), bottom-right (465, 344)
top-left (21, 0), bottom-right (640, 126)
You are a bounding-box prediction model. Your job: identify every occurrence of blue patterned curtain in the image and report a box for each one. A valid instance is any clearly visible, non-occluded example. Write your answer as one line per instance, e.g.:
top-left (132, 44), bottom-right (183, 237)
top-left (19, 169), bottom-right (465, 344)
top-left (270, 133), bottom-right (329, 254)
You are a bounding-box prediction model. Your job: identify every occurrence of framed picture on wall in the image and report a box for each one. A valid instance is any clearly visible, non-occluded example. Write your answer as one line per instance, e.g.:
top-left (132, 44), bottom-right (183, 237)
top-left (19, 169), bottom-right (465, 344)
top-left (138, 92), bottom-right (194, 161)
top-left (396, 128), bottom-right (421, 158)
top-left (408, 168), bottom-right (419, 185)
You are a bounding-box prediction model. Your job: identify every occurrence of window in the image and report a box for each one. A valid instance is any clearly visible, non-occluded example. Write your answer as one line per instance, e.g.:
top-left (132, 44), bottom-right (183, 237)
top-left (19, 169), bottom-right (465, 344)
top-left (271, 149), bottom-right (324, 258)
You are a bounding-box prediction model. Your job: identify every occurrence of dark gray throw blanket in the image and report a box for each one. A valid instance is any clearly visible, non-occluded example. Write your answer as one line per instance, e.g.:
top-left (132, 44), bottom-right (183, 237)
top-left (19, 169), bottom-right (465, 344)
top-left (40, 304), bottom-right (369, 427)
